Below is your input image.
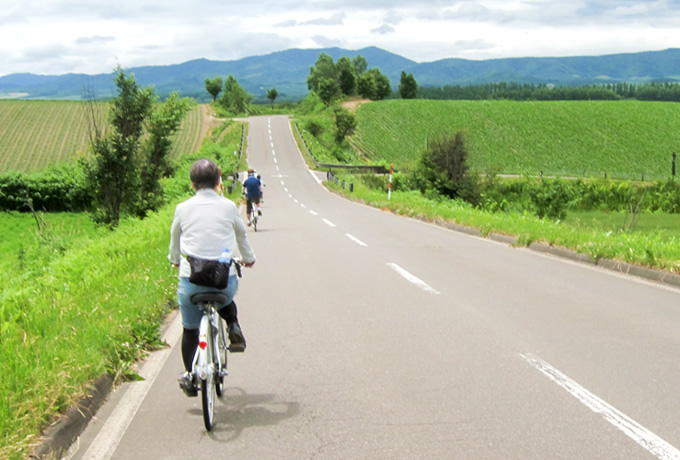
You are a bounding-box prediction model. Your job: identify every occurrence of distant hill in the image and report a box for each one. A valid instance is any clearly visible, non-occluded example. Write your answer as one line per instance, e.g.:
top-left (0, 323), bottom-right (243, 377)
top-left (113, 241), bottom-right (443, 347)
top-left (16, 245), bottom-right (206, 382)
top-left (1, 47), bottom-right (679, 102)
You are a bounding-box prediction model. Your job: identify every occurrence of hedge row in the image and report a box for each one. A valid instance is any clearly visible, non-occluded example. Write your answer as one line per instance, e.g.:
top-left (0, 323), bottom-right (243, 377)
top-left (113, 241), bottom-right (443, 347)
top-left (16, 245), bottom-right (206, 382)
top-left (0, 163), bottom-right (90, 212)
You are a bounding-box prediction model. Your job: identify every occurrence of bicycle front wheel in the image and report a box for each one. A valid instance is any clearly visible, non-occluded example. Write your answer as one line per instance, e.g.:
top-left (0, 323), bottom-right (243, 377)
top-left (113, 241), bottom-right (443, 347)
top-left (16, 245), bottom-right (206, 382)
top-left (215, 318), bottom-right (227, 397)
top-left (201, 374), bottom-right (215, 431)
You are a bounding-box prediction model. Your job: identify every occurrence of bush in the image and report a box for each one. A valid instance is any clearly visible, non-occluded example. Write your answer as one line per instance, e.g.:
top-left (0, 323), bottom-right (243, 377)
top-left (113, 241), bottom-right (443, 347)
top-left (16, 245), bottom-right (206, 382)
top-left (414, 131), bottom-right (480, 204)
top-left (0, 163), bottom-right (90, 212)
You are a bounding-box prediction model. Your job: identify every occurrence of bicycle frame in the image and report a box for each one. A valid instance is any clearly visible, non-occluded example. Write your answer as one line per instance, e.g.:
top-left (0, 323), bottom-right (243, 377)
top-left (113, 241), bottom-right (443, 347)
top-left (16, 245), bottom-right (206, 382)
top-left (193, 305), bottom-right (224, 381)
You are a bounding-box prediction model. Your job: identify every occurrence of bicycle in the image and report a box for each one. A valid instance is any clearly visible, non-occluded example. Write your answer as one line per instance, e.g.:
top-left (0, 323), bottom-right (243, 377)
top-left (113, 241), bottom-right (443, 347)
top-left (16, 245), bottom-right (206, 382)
top-left (249, 200), bottom-right (259, 232)
top-left (189, 261), bottom-right (242, 431)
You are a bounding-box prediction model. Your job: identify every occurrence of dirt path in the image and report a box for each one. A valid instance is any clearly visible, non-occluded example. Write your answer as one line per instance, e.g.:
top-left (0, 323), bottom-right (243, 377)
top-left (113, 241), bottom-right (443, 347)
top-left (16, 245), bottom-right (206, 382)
top-left (341, 99), bottom-right (371, 112)
top-left (198, 104), bottom-right (223, 143)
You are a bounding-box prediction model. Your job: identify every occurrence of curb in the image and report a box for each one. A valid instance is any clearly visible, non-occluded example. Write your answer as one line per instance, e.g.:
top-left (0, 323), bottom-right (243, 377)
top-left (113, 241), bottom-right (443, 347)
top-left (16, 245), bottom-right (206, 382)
top-left (31, 310), bottom-right (180, 459)
top-left (31, 375), bottom-right (113, 459)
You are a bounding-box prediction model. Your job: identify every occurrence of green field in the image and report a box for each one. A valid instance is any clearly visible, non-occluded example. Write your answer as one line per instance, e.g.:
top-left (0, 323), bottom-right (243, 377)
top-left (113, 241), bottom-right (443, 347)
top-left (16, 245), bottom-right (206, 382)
top-left (0, 100), bottom-right (207, 173)
top-left (352, 100), bottom-right (680, 180)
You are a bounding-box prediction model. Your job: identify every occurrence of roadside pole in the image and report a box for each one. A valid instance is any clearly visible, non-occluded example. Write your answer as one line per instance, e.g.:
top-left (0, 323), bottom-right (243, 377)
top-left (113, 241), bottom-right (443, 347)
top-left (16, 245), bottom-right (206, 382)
top-left (388, 164), bottom-right (393, 200)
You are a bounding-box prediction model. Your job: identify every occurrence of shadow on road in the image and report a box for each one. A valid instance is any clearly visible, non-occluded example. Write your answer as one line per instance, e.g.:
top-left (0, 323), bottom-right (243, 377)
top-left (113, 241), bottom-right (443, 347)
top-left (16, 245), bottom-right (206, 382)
top-left (190, 389), bottom-right (300, 442)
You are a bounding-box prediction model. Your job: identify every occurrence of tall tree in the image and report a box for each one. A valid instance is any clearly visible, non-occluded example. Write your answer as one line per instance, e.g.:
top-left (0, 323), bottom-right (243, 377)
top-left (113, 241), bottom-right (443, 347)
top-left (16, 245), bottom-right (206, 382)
top-left (357, 72), bottom-right (377, 99)
top-left (205, 77), bottom-right (223, 102)
top-left (267, 87), bottom-right (278, 108)
top-left (138, 92), bottom-right (191, 215)
top-left (307, 53), bottom-right (337, 93)
top-left (370, 68), bottom-right (392, 100)
top-left (318, 77), bottom-right (341, 106)
top-left (84, 68), bottom-right (152, 227)
top-left (336, 56), bottom-right (356, 96)
top-left (83, 67), bottom-right (189, 227)
top-left (220, 75), bottom-right (252, 114)
top-left (352, 55), bottom-right (368, 77)
top-left (399, 71), bottom-right (418, 99)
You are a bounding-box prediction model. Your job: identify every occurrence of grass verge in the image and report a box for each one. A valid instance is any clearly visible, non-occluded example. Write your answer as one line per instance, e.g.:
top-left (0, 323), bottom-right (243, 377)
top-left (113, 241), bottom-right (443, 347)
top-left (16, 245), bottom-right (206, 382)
top-left (325, 174), bottom-right (680, 273)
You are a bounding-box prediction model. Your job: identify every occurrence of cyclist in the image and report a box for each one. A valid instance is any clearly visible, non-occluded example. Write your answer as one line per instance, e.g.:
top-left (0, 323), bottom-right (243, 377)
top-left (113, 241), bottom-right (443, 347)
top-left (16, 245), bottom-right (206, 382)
top-left (169, 159), bottom-right (256, 396)
top-left (243, 168), bottom-right (263, 226)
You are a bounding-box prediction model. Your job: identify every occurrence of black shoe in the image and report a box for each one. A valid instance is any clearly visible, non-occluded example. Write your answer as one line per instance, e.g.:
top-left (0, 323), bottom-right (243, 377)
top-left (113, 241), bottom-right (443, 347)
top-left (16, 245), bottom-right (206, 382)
top-left (228, 322), bottom-right (246, 352)
top-left (257, 209), bottom-right (262, 216)
top-left (179, 372), bottom-right (198, 397)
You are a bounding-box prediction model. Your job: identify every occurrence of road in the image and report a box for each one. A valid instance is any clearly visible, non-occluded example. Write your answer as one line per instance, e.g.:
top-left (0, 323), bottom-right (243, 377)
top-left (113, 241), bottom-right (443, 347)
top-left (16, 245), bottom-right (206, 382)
top-left (70, 115), bottom-right (680, 459)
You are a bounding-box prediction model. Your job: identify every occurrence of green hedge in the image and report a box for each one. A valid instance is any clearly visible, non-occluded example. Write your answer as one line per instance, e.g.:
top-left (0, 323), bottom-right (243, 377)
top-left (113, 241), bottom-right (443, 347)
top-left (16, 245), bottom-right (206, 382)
top-left (0, 163), bottom-right (90, 212)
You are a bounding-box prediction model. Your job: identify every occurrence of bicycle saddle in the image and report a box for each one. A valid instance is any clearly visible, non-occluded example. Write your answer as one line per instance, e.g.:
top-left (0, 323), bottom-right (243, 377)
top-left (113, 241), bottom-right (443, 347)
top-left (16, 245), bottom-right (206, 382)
top-left (191, 292), bottom-right (228, 305)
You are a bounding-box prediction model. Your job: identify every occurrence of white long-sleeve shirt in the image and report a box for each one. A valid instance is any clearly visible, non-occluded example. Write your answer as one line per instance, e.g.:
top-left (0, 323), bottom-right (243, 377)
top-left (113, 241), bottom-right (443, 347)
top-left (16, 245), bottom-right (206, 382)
top-left (168, 188), bottom-right (255, 279)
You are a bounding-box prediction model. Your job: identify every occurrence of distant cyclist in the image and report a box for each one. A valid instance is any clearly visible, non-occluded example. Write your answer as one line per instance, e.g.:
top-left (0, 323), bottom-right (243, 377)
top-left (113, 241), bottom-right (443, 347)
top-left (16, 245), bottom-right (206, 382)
top-left (243, 168), bottom-right (263, 226)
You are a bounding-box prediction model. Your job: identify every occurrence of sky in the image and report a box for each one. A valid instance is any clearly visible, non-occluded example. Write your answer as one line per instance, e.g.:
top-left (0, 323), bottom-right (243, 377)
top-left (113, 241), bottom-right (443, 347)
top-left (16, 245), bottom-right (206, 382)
top-left (1, 0), bottom-right (679, 77)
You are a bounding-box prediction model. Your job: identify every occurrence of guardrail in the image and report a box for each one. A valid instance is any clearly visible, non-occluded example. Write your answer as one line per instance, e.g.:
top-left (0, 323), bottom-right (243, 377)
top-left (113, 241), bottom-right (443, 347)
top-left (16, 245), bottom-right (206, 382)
top-left (294, 122), bottom-right (388, 175)
top-left (327, 171), bottom-right (354, 192)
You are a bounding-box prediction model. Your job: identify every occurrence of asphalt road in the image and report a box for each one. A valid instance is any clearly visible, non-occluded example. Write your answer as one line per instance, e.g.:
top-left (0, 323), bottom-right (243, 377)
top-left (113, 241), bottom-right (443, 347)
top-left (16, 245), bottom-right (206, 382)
top-left (69, 115), bottom-right (680, 459)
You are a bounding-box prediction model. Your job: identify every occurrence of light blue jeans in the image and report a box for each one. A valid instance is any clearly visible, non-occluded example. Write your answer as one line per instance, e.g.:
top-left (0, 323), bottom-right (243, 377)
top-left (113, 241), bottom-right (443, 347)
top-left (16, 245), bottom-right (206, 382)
top-left (177, 275), bottom-right (239, 329)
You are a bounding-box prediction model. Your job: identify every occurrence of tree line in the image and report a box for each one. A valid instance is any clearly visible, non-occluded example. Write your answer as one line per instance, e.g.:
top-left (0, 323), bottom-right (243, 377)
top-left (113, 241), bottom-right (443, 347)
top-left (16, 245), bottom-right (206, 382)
top-left (417, 81), bottom-right (680, 102)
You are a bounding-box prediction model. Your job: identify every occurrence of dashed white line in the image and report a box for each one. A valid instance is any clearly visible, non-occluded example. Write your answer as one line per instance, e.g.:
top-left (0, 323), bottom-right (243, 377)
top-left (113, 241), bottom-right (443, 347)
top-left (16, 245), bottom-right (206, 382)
top-left (521, 353), bottom-right (680, 460)
top-left (280, 180), bottom-right (285, 186)
top-left (284, 187), bottom-right (288, 192)
top-left (386, 263), bottom-right (440, 294)
top-left (346, 233), bottom-right (367, 247)
top-left (300, 203), bottom-right (307, 209)
top-left (293, 198), bottom-right (299, 203)
top-left (309, 210), bottom-right (318, 216)
top-left (322, 218), bottom-right (336, 227)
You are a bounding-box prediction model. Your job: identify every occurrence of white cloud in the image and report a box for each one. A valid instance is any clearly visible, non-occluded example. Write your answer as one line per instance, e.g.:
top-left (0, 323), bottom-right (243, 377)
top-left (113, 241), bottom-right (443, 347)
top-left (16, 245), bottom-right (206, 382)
top-left (0, 0), bottom-right (678, 76)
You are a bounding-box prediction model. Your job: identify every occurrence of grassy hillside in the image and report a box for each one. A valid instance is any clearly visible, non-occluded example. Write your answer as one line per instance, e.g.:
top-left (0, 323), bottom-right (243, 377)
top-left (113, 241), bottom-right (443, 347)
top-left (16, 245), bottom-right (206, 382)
top-left (352, 99), bottom-right (680, 180)
top-left (0, 100), bottom-right (207, 173)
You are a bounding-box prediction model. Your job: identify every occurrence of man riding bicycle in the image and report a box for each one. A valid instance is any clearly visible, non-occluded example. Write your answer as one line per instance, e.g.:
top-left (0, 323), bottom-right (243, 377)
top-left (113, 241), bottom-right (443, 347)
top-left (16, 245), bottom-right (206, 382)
top-left (168, 159), bottom-right (256, 396)
top-left (243, 168), bottom-right (263, 226)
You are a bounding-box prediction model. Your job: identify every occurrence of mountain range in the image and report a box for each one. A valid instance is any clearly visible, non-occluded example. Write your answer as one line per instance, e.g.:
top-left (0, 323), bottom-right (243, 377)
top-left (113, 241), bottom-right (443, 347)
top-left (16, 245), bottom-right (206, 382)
top-left (1, 46), bottom-right (679, 102)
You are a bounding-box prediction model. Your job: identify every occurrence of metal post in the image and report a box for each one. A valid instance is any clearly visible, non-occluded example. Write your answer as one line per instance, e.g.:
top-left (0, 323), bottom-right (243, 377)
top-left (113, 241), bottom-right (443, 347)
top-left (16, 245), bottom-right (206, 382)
top-left (388, 164), bottom-right (393, 200)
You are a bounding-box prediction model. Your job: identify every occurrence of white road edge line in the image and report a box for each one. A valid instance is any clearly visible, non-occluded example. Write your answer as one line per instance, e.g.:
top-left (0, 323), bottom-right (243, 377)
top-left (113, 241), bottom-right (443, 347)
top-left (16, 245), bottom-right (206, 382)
top-left (322, 218), bottom-right (336, 227)
top-left (520, 353), bottom-right (680, 460)
top-left (80, 314), bottom-right (183, 460)
top-left (308, 169), bottom-right (322, 185)
top-left (386, 263), bottom-right (440, 295)
top-left (346, 233), bottom-right (367, 247)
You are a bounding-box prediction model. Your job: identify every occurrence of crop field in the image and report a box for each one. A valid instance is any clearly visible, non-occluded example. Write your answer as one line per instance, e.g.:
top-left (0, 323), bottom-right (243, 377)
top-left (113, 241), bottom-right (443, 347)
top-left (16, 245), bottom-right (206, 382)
top-left (0, 100), bottom-right (206, 173)
top-left (352, 100), bottom-right (680, 180)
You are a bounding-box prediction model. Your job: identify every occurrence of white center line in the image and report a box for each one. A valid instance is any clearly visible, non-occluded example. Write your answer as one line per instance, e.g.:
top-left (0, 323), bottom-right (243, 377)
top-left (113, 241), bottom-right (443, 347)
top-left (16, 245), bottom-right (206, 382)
top-left (284, 187), bottom-right (288, 192)
top-left (322, 218), bottom-right (336, 227)
top-left (309, 210), bottom-right (318, 216)
top-left (386, 263), bottom-right (440, 294)
top-left (271, 142), bottom-right (274, 148)
top-left (520, 353), bottom-right (680, 460)
top-left (300, 203), bottom-right (307, 208)
top-left (280, 180), bottom-right (285, 186)
top-left (346, 233), bottom-right (367, 247)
